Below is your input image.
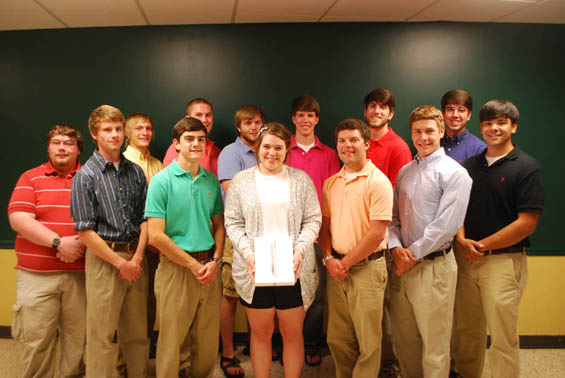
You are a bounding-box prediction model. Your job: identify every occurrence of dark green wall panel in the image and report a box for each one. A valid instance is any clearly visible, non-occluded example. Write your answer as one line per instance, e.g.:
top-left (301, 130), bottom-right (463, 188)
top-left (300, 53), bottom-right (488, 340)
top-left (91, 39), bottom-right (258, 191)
top-left (1, 22), bottom-right (562, 253)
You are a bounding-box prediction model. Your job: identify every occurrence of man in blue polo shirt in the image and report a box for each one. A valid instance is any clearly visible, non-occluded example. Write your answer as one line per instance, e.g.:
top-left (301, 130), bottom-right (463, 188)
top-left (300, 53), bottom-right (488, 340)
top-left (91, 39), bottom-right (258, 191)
top-left (454, 100), bottom-right (544, 378)
top-left (440, 89), bottom-right (485, 165)
top-left (146, 117), bottom-right (224, 378)
top-left (217, 104), bottom-right (264, 377)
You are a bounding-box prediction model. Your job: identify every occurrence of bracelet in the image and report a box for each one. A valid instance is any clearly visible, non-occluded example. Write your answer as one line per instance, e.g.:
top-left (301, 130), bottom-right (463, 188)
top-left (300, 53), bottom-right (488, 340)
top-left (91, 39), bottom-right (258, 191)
top-left (211, 257), bottom-right (224, 268)
top-left (322, 255), bottom-right (334, 267)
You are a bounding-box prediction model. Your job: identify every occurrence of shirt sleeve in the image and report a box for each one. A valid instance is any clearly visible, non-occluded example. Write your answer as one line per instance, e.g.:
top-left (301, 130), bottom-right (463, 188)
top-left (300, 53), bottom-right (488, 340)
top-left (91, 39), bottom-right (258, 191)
top-left (223, 174), bottom-right (254, 259)
top-left (388, 143), bottom-right (412, 187)
top-left (8, 171), bottom-right (36, 214)
top-left (162, 143), bottom-right (177, 168)
top-left (145, 173), bottom-right (168, 219)
top-left (135, 171), bottom-right (148, 225)
top-left (71, 170), bottom-right (97, 231)
top-left (408, 168), bottom-right (473, 259)
top-left (387, 179), bottom-right (403, 249)
top-left (328, 149), bottom-right (341, 177)
top-left (218, 145), bottom-right (242, 182)
top-left (516, 162), bottom-right (544, 214)
top-left (368, 175), bottom-right (393, 221)
top-left (211, 177), bottom-right (224, 216)
top-left (321, 179), bottom-right (332, 218)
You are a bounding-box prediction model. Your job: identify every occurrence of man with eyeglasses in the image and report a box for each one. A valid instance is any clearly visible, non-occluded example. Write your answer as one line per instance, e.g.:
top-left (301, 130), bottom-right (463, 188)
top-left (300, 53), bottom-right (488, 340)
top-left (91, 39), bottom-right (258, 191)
top-left (8, 125), bottom-right (86, 378)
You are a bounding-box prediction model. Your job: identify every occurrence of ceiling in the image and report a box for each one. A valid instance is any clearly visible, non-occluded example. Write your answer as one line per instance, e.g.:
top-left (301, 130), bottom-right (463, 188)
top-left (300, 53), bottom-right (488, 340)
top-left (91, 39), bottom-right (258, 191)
top-left (1, 0), bottom-right (563, 31)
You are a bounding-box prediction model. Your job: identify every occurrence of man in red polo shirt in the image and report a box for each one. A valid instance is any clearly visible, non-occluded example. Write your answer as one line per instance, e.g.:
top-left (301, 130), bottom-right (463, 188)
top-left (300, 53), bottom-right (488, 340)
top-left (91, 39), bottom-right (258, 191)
top-left (363, 88), bottom-right (412, 378)
top-left (163, 98), bottom-right (221, 175)
top-left (8, 125), bottom-right (86, 378)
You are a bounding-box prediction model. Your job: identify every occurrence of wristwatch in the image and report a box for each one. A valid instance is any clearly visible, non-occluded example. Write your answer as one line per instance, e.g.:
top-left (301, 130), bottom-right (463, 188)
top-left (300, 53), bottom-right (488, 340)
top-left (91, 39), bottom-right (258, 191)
top-left (52, 236), bottom-right (61, 249)
top-left (211, 257), bottom-right (224, 268)
top-left (322, 255), bottom-right (334, 267)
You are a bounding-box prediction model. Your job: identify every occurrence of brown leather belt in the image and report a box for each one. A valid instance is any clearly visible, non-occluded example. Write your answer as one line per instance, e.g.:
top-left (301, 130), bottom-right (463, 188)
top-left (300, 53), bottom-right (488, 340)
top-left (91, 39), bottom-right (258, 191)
top-left (423, 248), bottom-right (451, 260)
top-left (486, 246), bottom-right (525, 255)
top-left (185, 248), bottom-right (213, 263)
top-left (105, 240), bottom-right (137, 253)
top-left (331, 249), bottom-right (384, 261)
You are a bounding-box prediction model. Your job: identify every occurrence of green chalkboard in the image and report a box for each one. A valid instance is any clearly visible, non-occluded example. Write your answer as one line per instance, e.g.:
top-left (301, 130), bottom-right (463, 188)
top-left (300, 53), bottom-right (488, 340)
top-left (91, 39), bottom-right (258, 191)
top-left (1, 22), bottom-right (563, 254)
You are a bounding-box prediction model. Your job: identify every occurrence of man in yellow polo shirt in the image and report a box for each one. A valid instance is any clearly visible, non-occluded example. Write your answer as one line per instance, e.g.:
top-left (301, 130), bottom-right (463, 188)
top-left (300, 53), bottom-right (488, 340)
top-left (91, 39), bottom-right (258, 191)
top-left (123, 112), bottom-right (164, 356)
top-left (319, 118), bottom-right (393, 378)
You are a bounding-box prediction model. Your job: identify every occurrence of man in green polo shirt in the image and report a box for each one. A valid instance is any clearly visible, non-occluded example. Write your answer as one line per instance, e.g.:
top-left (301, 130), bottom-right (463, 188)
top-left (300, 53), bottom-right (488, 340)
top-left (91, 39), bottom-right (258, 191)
top-left (146, 117), bottom-right (225, 378)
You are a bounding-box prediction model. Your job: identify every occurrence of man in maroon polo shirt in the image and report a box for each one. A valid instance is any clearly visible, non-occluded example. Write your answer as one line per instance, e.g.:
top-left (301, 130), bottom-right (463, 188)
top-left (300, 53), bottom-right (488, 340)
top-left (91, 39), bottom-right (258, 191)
top-left (8, 125), bottom-right (86, 378)
top-left (286, 94), bottom-right (340, 366)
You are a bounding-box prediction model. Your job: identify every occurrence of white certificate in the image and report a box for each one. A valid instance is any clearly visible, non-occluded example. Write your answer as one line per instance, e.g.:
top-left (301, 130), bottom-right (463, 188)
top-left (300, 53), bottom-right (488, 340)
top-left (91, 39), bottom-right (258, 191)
top-left (254, 236), bottom-right (295, 287)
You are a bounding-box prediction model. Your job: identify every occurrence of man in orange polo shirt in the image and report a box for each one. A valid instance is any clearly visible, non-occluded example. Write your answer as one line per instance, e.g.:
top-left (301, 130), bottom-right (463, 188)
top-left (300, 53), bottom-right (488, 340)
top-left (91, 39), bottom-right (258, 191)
top-left (320, 118), bottom-right (393, 378)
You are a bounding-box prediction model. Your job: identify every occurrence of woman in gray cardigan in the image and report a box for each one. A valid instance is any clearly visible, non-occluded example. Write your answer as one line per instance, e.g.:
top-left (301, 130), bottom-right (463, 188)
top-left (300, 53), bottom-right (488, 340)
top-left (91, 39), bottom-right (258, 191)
top-left (224, 123), bottom-right (321, 378)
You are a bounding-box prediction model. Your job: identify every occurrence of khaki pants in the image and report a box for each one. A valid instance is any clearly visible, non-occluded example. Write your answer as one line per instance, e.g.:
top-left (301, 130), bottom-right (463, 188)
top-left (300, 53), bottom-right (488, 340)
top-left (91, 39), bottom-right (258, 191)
top-left (326, 257), bottom-right (387, 378)
top-left (154, 254), bottom-right (221, 378)
top-left (390, 250), bottom-right (457, 378)
top-left (85, 250), bottom-right (148, 378)
top-left (454, 251), bottom-right (527, 378)
top-left (12, 270), bottom-right (86, 378)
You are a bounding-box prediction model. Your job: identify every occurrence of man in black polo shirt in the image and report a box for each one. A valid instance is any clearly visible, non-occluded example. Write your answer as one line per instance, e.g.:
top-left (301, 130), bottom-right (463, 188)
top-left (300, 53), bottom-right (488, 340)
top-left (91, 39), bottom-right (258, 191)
top-left (453, 100), bottom-right (544, 378)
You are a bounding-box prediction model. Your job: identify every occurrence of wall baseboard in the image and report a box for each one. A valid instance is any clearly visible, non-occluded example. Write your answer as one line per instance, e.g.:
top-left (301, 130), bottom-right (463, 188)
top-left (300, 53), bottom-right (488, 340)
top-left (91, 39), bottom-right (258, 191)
top-left (2, 327), bottom-right (563, 348)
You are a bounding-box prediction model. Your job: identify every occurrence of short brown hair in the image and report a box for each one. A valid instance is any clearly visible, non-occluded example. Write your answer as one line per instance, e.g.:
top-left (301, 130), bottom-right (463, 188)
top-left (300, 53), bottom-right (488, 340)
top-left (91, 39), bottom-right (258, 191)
top-left (291, 95), bottom-right (320, 117)
top-left (125, 113), bottom-right (153, 146)
top-left (88, 105), bottom-right (124, 135)
top-left (364, 88), bottom-right (396, 112)
top-left (334, 118), bottom-right (371, 143)
top-left (234, 104), bottom-right (265, 128)
top-left (409, 105), bottom-right (444, 131)
top-left (186, 98), bottom-right (213, 116)
top-left (172, 117), bottom-right (207, 142)
top-left (46, 124), bottom-right (84, 153)
top-left (441, 89), bottom-right (473, 111)
top-left (254, 122), bottom-right (292, 165)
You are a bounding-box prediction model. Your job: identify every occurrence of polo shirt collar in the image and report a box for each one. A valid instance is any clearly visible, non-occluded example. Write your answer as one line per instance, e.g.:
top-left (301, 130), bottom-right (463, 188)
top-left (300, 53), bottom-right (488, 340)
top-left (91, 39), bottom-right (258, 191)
top-left (337, 160), bottom-right (375, 180)
top-left (125, 144), bottom-right (151, 161)
top-left (170, 159), bottom-right (206, 179)
top-left (235, 137), bottom-right (254, 154)
top-left (369, 127), bottom-right (397, 147)
top-left (481, 145), bottom-right (519, 165)
top-left (290, 135), bottom-right (323, 150)
top-left (415, 147), bottom-right (445, 166)
top-left (443, 128), bottom-right (470, 144)
top-left (44, 160), bottom-right (82, 177)
top-left (92, 149), bottom-right (131, 172)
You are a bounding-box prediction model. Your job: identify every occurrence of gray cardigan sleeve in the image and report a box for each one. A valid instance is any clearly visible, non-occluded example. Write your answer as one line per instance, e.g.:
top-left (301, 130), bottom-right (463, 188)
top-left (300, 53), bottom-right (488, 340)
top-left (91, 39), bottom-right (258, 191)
top-left (224, 172), bottom-right (255, 260)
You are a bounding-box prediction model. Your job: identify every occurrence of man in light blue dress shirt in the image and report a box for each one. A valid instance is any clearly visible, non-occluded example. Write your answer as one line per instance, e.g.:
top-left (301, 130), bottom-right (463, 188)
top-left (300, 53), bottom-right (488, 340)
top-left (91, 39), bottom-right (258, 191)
top-left (388, 105), bottom-right (472, 378)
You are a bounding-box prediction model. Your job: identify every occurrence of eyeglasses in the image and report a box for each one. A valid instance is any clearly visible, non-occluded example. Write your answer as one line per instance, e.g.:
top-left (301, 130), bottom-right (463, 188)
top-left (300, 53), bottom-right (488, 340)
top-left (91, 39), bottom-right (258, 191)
top-left (50, 140), bottom-right (77, 147)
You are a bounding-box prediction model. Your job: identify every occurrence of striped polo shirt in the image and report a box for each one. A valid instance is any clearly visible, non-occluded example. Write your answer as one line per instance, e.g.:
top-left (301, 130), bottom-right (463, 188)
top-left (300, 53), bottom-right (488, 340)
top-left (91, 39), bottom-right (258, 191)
top-left (71, 150), bottom-right (147, 241)
top-left (8, 161), bottom-right (84, 271)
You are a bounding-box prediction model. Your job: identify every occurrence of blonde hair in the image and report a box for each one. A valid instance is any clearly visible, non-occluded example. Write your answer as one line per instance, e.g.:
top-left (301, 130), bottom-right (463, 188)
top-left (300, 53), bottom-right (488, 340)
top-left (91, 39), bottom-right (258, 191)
top-left (409, 105), bottom-right (444, 131)
top-left (88, 105), bottom-right (124, 135)
top-left (125, 113), bottom-right (153, 145)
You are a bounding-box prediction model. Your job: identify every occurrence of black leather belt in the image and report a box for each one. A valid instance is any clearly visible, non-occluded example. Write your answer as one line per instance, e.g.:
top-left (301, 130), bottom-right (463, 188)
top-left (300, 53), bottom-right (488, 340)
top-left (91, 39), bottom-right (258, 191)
top-left (105, 240), bottom-right (137, 253)
top-left (486, 246), bottom-right (525, 255)
top-left (331, 249), bottom-right (384, 261)
top-left (423, 248), bottom-right (451, 260)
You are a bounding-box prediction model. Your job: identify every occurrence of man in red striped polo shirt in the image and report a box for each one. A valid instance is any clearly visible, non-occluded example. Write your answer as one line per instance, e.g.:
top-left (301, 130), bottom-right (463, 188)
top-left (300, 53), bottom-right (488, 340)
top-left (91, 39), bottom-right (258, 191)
top-left (8, 124), bottom-right (86, 378)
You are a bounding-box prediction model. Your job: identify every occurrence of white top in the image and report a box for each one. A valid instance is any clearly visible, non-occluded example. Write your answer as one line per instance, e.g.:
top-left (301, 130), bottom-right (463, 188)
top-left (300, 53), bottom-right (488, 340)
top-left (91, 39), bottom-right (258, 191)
top-left (296, 141), bottom-right (315, 153)
top-left (254, 167), bottom-right (290, 237)
top-left (485, 153), bottom-right (507, 166)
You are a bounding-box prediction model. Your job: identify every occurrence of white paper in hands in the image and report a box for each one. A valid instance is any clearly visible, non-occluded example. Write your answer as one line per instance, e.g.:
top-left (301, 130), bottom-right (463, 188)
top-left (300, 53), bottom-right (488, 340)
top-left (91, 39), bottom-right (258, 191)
top-left (254, 236), bottom-right (295, 286)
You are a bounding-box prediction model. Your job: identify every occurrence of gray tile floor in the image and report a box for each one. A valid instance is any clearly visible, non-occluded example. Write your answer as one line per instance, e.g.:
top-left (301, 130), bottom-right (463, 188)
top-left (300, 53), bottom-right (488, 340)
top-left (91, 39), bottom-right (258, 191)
top-left (1, 339), bottom-right (563, 377)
